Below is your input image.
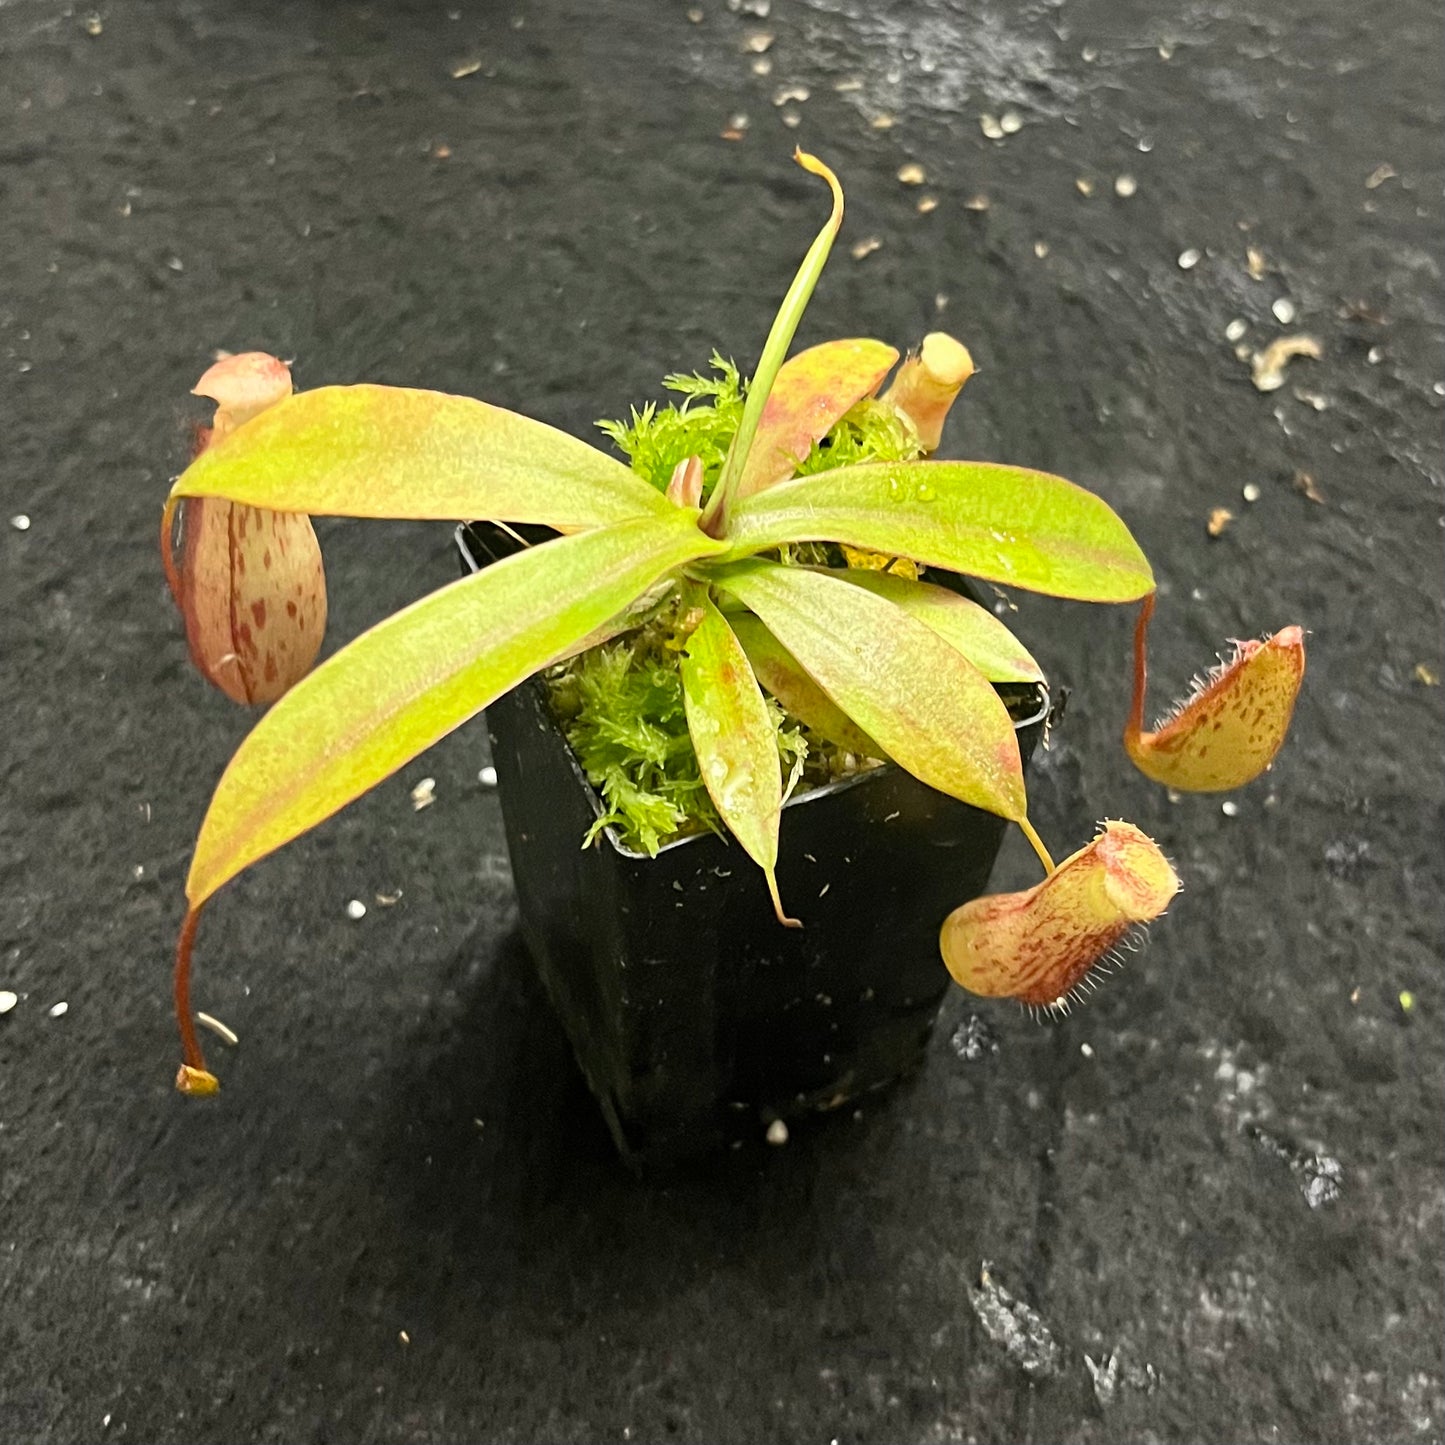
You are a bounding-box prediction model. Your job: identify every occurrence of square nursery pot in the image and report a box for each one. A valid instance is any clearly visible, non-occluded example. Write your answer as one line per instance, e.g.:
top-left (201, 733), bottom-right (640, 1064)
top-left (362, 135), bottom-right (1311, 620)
top-left (458, 524), bottom-right (1048, 1169)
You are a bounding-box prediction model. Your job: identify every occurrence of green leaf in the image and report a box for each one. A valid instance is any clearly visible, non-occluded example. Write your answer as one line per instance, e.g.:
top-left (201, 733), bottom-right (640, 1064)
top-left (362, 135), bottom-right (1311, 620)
top-left (680, 593), bottom-right (797, 925)
top-left (728, 614), bottom-right (880, 757)
top-left (171, 385), bottom-right (673, 531)
top-left (735, 338), bottom-right (899, 500)
top-left (823, 569), bottom-right (1043, 683)
top-left (185, 511), bottom-right (724, 906)
top-left (702, 150), bottom-right (845, 536)
top-left (713, 560), bottom-right (1026, 820)
top-left (723, 460), bottom-right (1155, 602)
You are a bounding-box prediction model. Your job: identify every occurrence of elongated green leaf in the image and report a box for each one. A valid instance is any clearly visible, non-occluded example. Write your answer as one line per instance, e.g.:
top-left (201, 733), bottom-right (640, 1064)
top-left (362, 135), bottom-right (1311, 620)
top-left (735, 338), bottom-right (899, 500)
top-left (723, 460), bottom-right (1154, 602)
top-left (729, 614), bottom-right (880, 757)
top-left (713, 561), bottom-right (1025, 820)
top-left (186, 511), bottom-right (723, 905)
top-left (170, 385), bottom-right (672, 530)
top-left (680, 594), bottom-right (796, 925)
top-left (703, 150), bottom-right (845, 535)
top-left (825, 569), bottom-right (1043, 683)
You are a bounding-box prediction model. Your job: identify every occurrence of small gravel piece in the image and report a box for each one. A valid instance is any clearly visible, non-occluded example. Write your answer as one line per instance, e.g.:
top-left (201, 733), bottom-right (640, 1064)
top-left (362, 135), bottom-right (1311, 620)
top-left (896, 162), bottom-right (926, 185)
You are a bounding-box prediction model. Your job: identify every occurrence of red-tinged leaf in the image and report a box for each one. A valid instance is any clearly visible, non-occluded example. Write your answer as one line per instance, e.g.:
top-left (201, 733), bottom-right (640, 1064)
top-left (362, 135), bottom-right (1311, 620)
top-left (170, 384), bottom-right (673, 531)
top-left (881, 332), bottom-right (975, 453)
top-left (184, 510), bottom-right (723, 907)
top-left (666, 455), bottom-right (704, 509)
top-left (1124, 595), bottom-right (1305, 791)
top-left (175, 498), bottom-right (327, 704)
top-left (735, 338), bottom-right (899, 500)
top-left (940, 821), bottom-right (1181, 1008)
top-left (723, 460), bottom-right (1154, 602)
top-left (728, 613), bottom-right (880, 758)
top-left (680, 595), bottom-right (798, 926)
top-left (713, 560), bottom-right (1025, 821)
top-left (826, 568), bottom-right (1043, 683)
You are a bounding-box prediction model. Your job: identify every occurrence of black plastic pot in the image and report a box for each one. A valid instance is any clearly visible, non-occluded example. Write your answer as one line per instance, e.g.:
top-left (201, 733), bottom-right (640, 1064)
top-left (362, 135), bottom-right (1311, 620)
top-left (457, 524), bottom-right (1048, 1168)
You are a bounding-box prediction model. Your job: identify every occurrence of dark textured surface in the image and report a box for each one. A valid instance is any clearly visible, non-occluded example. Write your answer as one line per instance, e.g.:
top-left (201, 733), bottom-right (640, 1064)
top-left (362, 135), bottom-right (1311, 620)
top-left (1, 2), bottom-right (1441, 1441)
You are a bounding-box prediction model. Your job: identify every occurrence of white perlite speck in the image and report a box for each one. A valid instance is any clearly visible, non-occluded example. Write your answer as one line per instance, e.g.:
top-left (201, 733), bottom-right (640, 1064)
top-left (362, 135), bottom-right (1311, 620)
top-left (49, 1000), bottom-right (69, 1018)
top-left (766, 1118), bottom-right (789, 1145)
top-left (1225, 319), bottom-right (1248, 342)
top-left (10, 515), bottom-right (30, 531)
top-left (0, 990), bottom-right (17, 1015)
top-left (1178, 248), bottom-right (1201, 269)
top-left (1272, 297), bottom-right (1297, 324)
top-left (1114, 174), bottom-right (1137, 197)
top-left (478, 765), bottom-right (498, 788)
top-left (346, 899), bottom-right (367, 920)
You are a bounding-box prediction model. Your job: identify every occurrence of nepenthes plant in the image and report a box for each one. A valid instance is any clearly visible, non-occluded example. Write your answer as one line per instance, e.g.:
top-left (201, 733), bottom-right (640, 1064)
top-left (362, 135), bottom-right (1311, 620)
top-left (162, 151), bottom-right (1304, 1095)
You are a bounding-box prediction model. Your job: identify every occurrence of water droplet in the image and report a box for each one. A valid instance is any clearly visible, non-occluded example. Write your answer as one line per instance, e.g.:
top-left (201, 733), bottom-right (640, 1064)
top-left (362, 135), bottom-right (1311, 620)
top-left (916, 481), bottom-right (935, 502)
top-left (887, 477), bottom-right (903, 500)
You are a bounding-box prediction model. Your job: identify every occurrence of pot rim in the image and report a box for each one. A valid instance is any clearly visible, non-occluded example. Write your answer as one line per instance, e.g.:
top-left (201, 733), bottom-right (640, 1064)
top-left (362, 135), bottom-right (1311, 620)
top-left (455, 522), bottom-right (1049, 861)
